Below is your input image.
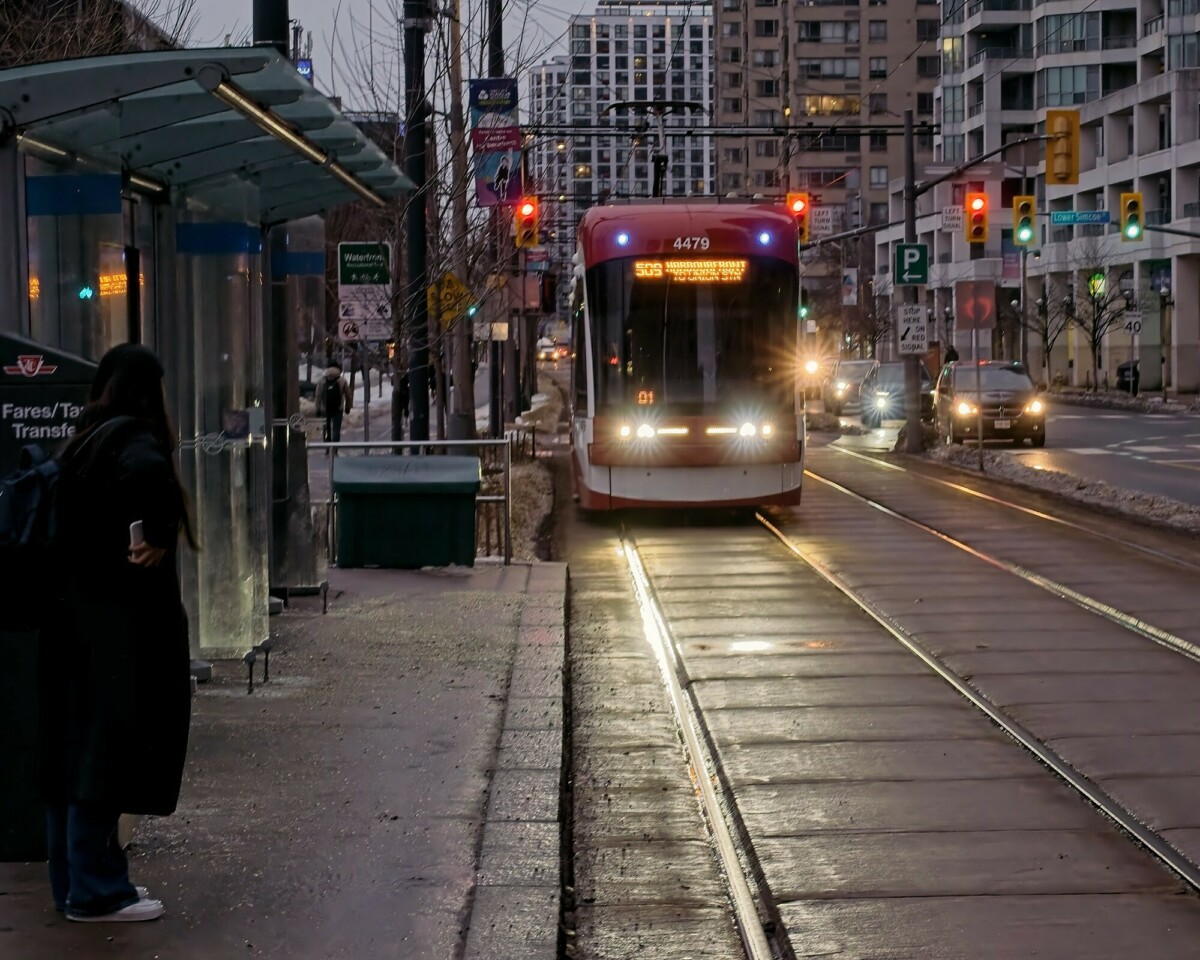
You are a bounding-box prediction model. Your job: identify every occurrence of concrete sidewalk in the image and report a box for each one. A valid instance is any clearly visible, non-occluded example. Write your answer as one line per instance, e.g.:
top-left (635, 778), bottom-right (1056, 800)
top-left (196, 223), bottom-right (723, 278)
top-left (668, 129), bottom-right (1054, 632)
top-left (0, 562), bottom-right (567, 959)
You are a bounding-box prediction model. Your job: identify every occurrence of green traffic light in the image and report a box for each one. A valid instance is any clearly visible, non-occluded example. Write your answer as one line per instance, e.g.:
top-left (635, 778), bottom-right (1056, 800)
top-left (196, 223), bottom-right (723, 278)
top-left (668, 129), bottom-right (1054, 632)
top-left (1017, 224), bottom-right (1033, 243)
top-left (1124, 222), bottom-right (1141, 240)
top-left (799, 305), bottom-right (809, 319)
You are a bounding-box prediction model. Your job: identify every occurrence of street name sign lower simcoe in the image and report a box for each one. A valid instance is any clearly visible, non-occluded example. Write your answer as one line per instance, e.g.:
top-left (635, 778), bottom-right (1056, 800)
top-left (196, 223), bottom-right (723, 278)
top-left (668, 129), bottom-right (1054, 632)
top-left (1050, 210), bottom-right (1111, 225)
top-left (895, 243), bottom-right (929, 285)
top-left (338, 242), bottom-right (392, 341)
top-left (897, 305), bottom-right (928, 354)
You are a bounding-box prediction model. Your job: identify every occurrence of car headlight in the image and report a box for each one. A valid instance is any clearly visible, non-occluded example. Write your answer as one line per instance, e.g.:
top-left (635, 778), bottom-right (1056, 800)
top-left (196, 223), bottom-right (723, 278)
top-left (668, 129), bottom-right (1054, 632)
top-left (836, 381), bottom-right (847, 390)
top-left (956, 401), bottom-right (976, 416)
top-left (875, 395), bottom-right (889, 409)
top-left (1025, 399), bottom-right (1043, 414)
top-left (636, 423), bottom-right (655, 439)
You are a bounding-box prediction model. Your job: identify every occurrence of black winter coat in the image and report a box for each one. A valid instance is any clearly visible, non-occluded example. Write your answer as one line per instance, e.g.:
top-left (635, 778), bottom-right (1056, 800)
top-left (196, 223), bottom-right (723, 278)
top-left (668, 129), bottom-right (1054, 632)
top-left (38, 420), bottom-right (191, 816)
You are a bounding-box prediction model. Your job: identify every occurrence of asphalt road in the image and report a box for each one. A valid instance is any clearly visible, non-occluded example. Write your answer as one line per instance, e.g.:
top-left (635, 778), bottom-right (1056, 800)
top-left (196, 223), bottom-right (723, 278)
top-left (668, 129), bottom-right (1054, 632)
top-left (834, 402), bottom-right (1200, 508)
top-left (1007, 405), bottom-right (1200, 506)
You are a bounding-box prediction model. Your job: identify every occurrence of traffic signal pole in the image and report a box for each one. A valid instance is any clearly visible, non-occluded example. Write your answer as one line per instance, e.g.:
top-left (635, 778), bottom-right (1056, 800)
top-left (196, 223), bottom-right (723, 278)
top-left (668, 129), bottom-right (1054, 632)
top-left (902, 111), bottom-right (923, 454)
top-left (487, 0), bottom-right (504, 439)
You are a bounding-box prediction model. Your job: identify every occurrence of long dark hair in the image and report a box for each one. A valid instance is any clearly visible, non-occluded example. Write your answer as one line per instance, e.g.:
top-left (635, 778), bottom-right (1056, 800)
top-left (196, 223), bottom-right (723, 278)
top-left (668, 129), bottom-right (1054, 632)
top-left (63, 344), bottom-right (199, 550)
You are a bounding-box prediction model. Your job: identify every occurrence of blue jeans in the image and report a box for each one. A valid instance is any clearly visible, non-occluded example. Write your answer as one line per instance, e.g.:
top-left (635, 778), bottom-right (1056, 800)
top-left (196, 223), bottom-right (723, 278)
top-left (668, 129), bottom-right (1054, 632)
top-left (46, 802), bottom-right (138, 916)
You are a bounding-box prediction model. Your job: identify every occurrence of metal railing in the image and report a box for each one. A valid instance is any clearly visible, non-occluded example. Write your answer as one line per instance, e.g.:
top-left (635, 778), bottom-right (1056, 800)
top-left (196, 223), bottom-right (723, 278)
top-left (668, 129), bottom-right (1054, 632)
top-left (1144, 14), bottom-right (1164, 35)
top-left (1183, 201), bottom-right (1200, 218)
top-left (310, 437), bottom-right (515, 566)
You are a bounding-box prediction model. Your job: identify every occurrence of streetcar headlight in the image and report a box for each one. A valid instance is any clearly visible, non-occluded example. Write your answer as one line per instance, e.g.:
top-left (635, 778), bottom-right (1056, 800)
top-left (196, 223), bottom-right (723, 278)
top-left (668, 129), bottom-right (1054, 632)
top-left (761, 423), bottom-right (774, 437)
top-left (836, 381), bottom-right (847, 390)
top-left (956, 401), bottom-right (976, 416)
top-left (739, 422), bottom-right (757, 437)
top-left (804, 359), bottom-right (819, 375)
top-left (636, 423), bottom-right (655, 439)
top-left (875, 395), bottom-right (889, 409)
top-left (618, 424), bottom-right (632, 439)
top-left (1025, 399), bottom-right (1043, 414)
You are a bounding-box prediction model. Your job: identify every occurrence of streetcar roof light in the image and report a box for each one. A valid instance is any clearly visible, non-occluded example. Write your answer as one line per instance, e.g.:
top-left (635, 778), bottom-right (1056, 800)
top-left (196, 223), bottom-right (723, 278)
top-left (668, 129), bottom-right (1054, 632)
top-left (616, 231), bottom-right (630, 246)
top-left (757, 231), bottom-right (772, 245)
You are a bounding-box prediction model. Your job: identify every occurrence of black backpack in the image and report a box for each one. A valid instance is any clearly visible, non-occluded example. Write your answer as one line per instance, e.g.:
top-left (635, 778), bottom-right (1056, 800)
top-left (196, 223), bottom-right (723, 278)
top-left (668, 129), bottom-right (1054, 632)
top-left (322, 377), bottom-right (343, 416)
top-left (0, 417), bottom-right (133, 631)
top-left (0, 445), bottom-right (62, 628)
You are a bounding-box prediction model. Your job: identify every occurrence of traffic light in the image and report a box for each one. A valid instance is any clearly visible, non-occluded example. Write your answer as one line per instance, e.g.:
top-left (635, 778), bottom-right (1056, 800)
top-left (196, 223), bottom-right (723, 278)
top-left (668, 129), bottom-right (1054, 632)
top-left (1120, 192), bottom-right (1143, 241)
top-left (799, 287), bottom-right (810, 321)
top-left (1046, 109), bottom-right (1080, 186)
top-left (514, 198), bottom-right (539, 248)
top-left (1012, 195), bottom-right (1035, 246)
top-left (965, 192), bottom-right (989, 244)
top-left (786, 192), bottom-right (810, 243)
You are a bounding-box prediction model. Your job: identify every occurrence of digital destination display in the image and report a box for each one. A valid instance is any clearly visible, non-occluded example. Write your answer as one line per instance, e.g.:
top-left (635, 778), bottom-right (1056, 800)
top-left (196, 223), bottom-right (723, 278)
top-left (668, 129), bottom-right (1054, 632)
top-left (633, 259), bottom-right (748, 283)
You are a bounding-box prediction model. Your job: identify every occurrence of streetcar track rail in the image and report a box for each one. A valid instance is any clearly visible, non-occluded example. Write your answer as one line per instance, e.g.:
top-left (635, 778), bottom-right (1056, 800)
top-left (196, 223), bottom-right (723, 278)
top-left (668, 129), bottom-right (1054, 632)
top-left (829, 443), bottom-right (1200, 574)
top-left (802, 467), bottom-right (1200, 665)
top-left (619, 530), bottom-right (785, 960)
top-left (754, 512), bottom-right (1200, 894)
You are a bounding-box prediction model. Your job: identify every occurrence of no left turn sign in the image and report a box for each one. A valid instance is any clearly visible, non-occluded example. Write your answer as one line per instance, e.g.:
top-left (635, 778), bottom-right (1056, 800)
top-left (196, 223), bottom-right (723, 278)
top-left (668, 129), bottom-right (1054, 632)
top-left (338, 319), bottom-right (361, 342)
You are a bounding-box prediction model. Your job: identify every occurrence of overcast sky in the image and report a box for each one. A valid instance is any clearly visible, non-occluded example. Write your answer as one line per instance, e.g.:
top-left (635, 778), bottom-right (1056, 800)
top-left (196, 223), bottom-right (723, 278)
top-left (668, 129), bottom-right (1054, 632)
top-left (188, 1), bottom-right (591, 109)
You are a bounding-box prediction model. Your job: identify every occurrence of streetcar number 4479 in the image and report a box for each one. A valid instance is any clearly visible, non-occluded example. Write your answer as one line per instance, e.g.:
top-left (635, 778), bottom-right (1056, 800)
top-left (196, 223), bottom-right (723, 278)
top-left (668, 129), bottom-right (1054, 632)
top-left (673, 236), bottom-right (710, 250)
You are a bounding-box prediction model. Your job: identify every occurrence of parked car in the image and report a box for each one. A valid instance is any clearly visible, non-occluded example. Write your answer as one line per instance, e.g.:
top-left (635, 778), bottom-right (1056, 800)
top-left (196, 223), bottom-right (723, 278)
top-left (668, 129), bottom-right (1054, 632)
top-left (821, 359), bottom-right (876, 415)
top-left (934, 360), bottom-right (1045, 447)
top-left (860, 361), bottom-right (934, 428)
top-left (1116, 359), bottom-right (1139, 395)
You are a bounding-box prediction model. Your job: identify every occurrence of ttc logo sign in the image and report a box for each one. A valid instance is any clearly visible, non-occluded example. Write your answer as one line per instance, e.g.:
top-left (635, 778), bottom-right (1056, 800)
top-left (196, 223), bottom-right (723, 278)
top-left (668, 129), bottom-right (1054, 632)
top-left (3, 354), bottom-right (58, 377)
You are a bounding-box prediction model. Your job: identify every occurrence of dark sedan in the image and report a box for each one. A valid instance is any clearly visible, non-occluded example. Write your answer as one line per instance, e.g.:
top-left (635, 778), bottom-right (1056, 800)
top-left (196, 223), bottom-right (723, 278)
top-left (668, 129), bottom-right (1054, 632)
top-left (934, 361), bottom-right (1046, 446)
top-left (860, 361), bottom-right (934, 428)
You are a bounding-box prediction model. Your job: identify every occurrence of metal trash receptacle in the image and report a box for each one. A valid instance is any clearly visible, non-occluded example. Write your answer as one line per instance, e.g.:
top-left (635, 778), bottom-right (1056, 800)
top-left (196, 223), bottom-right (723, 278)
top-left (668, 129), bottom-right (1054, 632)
top-left (333, 456), bottom-right (481, 568)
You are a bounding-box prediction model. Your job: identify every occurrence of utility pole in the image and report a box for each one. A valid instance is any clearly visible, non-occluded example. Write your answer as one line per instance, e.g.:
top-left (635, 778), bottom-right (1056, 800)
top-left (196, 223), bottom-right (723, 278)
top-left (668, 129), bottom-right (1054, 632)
top-left (902, 110), bottom-right (923, 454)
top-left (403, 0), bottom-right (432, 441)
top-left (487, 0), bottom-right (504, 439)
top-left (447, 0), bottom-right (476, 439)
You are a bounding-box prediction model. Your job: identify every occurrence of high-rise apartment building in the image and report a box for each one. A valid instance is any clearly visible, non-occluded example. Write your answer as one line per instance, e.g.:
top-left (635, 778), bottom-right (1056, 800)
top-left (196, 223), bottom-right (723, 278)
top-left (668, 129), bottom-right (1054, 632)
top-left (712, 0), bottom-right (940, 238)
top-left (873, 0), bottom-right (1200, 391)
top-left (528, 1), bottom-right (716, 316)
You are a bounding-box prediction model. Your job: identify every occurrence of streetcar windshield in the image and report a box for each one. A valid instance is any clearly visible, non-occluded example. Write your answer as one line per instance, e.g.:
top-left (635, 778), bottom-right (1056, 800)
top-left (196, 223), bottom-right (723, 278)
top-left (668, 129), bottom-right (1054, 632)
top-left (586, 257), bottom-right (797, 413)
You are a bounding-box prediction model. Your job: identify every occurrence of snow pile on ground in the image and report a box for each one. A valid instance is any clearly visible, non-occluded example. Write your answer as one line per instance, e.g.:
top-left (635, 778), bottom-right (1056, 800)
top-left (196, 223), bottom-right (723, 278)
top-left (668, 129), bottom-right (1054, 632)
top-left (926, 443), bottom-right (1200, 533)
top-left (807, 412), bottom-right (868, 436)
top-left (1047, 389), bottom-right (1189, 415)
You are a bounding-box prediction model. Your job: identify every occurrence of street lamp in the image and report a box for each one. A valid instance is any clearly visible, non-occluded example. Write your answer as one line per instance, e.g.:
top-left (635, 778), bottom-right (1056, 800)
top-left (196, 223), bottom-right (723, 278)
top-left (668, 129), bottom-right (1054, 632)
top-left (1160, 282), bottom-right (1174, 400)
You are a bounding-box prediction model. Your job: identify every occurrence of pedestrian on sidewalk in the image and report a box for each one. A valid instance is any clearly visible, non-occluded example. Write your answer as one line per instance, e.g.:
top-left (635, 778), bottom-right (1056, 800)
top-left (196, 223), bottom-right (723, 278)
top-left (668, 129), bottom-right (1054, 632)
top-left (944, 344), bottom-right (960, 363)
top-left (39, 344), bottom-right (198, 922)
top-left (317, 361), bottom-right (353, 442)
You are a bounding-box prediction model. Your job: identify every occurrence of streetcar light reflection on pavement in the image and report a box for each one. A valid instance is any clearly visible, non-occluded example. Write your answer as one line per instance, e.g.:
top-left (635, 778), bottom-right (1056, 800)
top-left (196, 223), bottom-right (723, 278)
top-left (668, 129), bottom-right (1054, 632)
top-left (730, 640), bottom-right (771, 653)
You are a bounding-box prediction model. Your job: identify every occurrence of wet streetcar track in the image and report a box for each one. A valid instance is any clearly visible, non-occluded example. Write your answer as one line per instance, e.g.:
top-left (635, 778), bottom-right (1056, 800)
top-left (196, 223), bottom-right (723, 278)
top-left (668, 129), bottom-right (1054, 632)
top-left (597, 476), bottom-right (1200, 957)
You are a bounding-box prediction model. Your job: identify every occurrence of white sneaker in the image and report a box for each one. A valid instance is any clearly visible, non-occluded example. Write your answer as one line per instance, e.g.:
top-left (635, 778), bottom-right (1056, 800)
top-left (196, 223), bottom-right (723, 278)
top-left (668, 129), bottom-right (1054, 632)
top-left (67, 898), bottom-right (165, 923)
top-left (135, 886), bottom-right (149, 899)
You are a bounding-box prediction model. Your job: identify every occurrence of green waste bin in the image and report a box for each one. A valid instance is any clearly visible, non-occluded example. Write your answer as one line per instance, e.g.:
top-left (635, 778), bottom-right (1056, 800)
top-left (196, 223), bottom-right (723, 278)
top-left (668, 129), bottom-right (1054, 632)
top-left (334, 456), bottom-right (482, 568)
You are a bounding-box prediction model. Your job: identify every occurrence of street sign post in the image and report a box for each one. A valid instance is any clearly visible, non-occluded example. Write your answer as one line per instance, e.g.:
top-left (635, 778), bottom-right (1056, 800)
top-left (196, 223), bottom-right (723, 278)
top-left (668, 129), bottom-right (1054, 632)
top-left (338, 242), bottom-right (392, 342)
top-left (1050, 210), bottom-right (1111, 225)
top-left (941, 206), bottom-right (963, 232)
top-left (895, 243), bottom-right (929, 286)
top-left (897, 304), bottom-right (927, 355)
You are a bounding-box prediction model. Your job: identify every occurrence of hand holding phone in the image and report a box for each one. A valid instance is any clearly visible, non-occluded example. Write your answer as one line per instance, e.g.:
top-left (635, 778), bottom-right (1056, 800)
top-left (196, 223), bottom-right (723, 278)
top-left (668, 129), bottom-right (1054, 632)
top-left (129, 521), bottom-right (145, 547)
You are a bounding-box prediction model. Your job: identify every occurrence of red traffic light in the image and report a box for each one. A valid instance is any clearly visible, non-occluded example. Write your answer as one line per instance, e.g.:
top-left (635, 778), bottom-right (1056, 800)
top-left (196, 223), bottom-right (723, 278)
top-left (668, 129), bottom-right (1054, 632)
top-left (518, 200), bottom-right (537, 218)
top-left (790, 197), bottom-right (806, 214)
top-left (969, 196), bottom-right (986, 212)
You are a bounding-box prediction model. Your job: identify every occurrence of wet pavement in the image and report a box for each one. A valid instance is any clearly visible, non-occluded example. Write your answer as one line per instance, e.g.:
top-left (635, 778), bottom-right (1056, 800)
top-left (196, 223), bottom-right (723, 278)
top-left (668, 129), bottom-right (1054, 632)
top-left (0, 562), bottom-right (566, 959)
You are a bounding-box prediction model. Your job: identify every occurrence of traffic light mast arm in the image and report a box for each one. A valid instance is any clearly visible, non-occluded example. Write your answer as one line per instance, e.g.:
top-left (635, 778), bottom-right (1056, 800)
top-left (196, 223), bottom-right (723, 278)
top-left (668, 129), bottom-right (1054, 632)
top-left (913, 134), bottom-right (1055, 198)
top-left (1143, 224), bottom-right (1200, 240)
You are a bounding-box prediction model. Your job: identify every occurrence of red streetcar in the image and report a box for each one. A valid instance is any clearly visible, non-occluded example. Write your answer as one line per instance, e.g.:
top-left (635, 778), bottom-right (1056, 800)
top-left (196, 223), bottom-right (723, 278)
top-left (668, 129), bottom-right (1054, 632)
top-left (568, 201), bottom-right (805, 510)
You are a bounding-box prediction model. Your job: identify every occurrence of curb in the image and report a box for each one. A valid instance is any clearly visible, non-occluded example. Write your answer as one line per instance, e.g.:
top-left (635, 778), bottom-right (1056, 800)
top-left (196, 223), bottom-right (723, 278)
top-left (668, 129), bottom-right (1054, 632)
top-left (1047, 393), bottom-right (1195, 416)
top-left (463, 562), bottom-right (568, 960)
